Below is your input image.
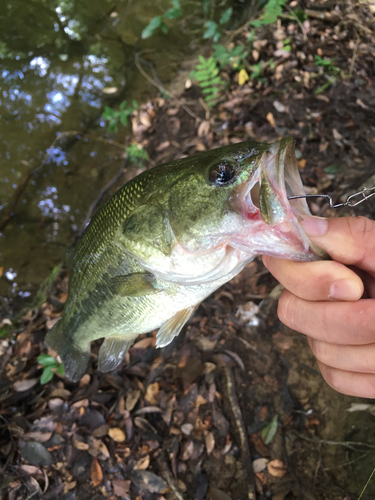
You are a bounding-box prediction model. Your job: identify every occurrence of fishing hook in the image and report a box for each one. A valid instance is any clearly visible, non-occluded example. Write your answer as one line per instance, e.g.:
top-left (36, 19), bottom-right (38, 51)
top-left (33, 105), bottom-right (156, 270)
top-left (288, 186), bottom-right (375, 209)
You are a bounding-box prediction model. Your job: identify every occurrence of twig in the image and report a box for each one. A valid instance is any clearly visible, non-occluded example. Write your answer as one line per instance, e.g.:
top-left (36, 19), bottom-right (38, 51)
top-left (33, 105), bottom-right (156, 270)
top-left (358, 466), bottom-right (375, 500)
top-left (220, 364), bottom-right (256, 500)
top-left (284, 5), bottom-right (307, 41)
top-left (134, 53), bottom-right (201, 122)
top-left (0, 131), bottom-right (79, 230)
top-left (295, 432), bottom-right (375, 452)
top-left (157, 451), bottom-right (186, 500)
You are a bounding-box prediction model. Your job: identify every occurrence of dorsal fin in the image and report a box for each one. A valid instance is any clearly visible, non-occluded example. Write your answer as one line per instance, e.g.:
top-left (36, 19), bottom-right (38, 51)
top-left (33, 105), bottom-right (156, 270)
top-left (156, 306), bottom-right (197, 348)
top-left (98, 337), bottom-right (134, 373)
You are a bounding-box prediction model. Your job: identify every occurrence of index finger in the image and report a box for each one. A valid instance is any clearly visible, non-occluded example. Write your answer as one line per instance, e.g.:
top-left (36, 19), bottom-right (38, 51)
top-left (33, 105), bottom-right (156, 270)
top-left (302, 216), bottom-right (375, 276)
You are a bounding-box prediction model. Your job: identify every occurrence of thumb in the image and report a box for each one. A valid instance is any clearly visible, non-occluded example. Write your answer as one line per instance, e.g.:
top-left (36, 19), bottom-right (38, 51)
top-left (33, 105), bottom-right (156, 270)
top-left (302, 215), bottom-right (375, 275)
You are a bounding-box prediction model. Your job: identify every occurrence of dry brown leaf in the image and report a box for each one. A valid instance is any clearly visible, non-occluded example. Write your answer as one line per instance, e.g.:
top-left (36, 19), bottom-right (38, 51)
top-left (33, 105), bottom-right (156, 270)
top-left (73, 437), bottom-right (89, 451)
top-left (205, 431), bottom-right (215, 455)
top-left (108, 427), bottom-right (126, 443)
top-left (133, 337), bottom-right (154, 349)
top-left (91, 458), bottom-right (103, 487)
top-left (126, 389), bottom-right (141, 412)
top-left (297, 159), bottom-right (306, 169)
top-left (24, 432), bottom-right (52, 443)
top-left (13, 378), bottom-right (39, 392)
top-left (266, 112), bottom-right (276, 128)
top-left (267, 459), bottom-right (287, 478)
top-left (253, 457), bottom-right (269, 473)
top-left (134, 455), bottom-right (150, 470)
top-left (0, 266), bottom-right (3, 278)
top-left (145, 382), bottom-right (159, 405)
top-left (64, 481), bottom-right (77, 493)
top-left (180, 440), bottom-right (194, 461)
top-left (112, 479), bottom-right (131, 496)
top-left (272, 331), bottom-right (294, 350)
top-left (197, 120), bottom-right (211, 137)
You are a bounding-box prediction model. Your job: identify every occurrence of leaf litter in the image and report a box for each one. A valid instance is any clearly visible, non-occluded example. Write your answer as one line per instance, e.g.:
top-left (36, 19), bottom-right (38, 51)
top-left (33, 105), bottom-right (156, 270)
top-left (1, 0), bottom-right (375, 498)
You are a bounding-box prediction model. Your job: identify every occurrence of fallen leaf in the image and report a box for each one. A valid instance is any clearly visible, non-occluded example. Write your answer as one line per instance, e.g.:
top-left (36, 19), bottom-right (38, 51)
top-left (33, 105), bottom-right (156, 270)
top-left (266, 112), bottom-right (276, 128)
top-left (134, 454), bottom-right (150, 470)
top-left (108, 427), bottom-right (126, 443)
top-left (145, 382), bottom-right (159, 405)
top-left (13, 378), bottom-right (39, 392)
top-left (129, 470), bottom-right (168, 494)
top-left (126, 389), bottom-right (141, 412)
top-left (181, 423), bottom-right (194, 435)
top-left (253, 457), bottom-right (269, 473)
top-left (267, 459), bottom-right (287, 478)
top-left (297, 159), bottom-right (306, 168)
top-left (112, 479), bottom-right (131, 496)
top-left (73, 438), bottom-right (89, 451)
top-left (91, 458), bottom-right (103, 487)
top-left (273, 100), bottom-right (287, 113)
top-left (238, 69), bottom-right (249, 85)
top-left (272, 332), bottom-right (294, 350)
top-left (205, 432), bottom-right (215, 455)
top-left (64, 481), bottom-right (77, 493)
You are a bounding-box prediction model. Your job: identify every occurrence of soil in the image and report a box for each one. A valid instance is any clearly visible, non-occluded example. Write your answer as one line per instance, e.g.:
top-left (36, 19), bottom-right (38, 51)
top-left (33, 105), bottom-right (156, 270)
top-left (1, 1), bottom-right (375, 499)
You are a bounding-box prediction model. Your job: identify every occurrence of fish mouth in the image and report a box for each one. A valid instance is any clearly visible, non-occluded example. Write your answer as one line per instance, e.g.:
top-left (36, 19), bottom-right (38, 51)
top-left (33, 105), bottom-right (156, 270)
top-left (236, 138), bottom-right (326, 260)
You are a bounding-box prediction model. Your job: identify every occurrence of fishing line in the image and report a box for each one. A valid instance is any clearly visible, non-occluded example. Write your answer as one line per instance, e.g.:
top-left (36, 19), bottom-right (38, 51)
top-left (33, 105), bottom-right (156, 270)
top-left (288, 187), bottom-right (375, 208)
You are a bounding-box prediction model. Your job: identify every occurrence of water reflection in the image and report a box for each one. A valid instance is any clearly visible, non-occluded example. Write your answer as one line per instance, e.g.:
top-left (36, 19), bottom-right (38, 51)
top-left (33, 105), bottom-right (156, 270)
top-left (0, 0), bottom-right (195, 310)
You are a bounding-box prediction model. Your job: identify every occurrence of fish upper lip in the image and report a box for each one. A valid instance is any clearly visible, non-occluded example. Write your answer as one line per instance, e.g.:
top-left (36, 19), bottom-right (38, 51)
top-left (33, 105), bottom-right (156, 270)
top-left (238, 139), bottom-right (326, 259)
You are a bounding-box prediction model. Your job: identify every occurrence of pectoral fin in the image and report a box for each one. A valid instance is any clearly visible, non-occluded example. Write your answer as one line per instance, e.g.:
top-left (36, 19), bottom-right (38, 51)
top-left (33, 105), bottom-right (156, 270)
top-left (98, 337), bottom-right (134, 373)
top-left (110, 272), bottom-right (161, 297)
top-left (156, 306), bottom-right (197, 348)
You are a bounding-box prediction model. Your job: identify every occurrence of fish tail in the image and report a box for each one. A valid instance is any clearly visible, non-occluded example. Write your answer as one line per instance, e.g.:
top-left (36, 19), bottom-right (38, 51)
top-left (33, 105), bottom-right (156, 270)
top-left (45, 320), bottom-right (90, 382)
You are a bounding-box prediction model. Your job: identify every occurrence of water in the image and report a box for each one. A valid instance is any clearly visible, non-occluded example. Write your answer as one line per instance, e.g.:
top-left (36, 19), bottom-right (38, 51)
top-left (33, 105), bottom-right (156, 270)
top-left (0, 0), bottom-right (200, 311)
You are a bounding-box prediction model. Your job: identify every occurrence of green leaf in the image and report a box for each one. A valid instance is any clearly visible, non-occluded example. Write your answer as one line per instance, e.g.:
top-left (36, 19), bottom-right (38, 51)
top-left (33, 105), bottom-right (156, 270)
top-left (141, 16), bottom-right (162, 39)
top-left (37, 354), bottom-right (58, 367)
top-left (164, 7), bottom-right (181, 19)
top-left (203, 21), bottom-right (220, 41)
top-left (219, 7), bottom-right (233, 25)
top-left (160, 22), bottom-right (169, 34)
top-left (56, 363), bottom-right (65, 375)
top-left (324, 164), bottom-right (341, 174)
top-left (261, 415), bottom-right (278, 445)
top-left (40, 366), bottom-right (54, 385)
top-left (0, 329), bottom-right (8, 338)
top-left (102, 106), bottom-right (115, 120)
top-left (293, 8), bottom-right (307, 22)
top-left (247, 30), bottom-right (255, 43)
top-left (172, 0), bottom-right (180, 9)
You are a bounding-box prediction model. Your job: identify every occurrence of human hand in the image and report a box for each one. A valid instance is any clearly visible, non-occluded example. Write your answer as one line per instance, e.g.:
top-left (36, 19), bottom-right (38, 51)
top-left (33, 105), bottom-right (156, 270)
top-left (262, 216), bottom-right (375, 398)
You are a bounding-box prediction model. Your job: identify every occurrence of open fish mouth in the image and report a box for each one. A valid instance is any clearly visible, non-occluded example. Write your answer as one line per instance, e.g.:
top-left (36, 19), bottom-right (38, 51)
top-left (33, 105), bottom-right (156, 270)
top-left (235, 138), bottom-right (326, 260)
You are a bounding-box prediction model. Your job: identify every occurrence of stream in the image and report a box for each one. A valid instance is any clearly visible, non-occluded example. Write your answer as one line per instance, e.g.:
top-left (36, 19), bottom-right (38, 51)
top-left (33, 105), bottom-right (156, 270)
top-left (0, 0), bottom-right (203, 313)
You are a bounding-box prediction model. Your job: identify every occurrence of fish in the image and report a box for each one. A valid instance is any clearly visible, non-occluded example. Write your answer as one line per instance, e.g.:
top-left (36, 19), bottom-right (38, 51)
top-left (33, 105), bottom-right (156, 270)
top-left (46, 137), bottom-right (325, 382)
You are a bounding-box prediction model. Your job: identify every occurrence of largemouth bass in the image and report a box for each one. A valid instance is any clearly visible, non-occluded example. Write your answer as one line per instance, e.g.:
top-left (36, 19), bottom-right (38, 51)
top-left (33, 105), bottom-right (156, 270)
top-left (46, 138), bottom-right (324, 382)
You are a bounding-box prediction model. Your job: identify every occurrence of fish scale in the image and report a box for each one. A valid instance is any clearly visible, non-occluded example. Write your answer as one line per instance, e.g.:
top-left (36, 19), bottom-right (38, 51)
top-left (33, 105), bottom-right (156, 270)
top-left (46, 139), bottom-right (324, 381)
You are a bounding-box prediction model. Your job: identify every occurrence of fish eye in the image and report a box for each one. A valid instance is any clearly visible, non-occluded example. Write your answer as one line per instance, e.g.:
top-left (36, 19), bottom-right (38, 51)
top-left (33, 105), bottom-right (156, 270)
top-left (210, 161), bottom-right (236, 186)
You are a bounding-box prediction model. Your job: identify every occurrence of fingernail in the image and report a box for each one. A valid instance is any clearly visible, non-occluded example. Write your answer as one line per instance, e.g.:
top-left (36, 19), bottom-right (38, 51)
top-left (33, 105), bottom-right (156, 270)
top-left (301, 216), bottom-right (328, 237)
top-left (329, 279), bottom-right (362, 301)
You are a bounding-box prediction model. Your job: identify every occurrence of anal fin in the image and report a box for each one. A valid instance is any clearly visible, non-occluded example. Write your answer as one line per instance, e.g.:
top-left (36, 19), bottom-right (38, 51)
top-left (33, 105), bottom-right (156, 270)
top-left (98, 337), bottom-right (134, 373)
top-left (156, 306), bottom-right (197, 348)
